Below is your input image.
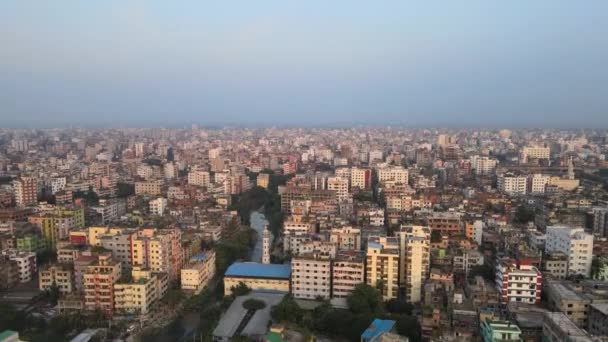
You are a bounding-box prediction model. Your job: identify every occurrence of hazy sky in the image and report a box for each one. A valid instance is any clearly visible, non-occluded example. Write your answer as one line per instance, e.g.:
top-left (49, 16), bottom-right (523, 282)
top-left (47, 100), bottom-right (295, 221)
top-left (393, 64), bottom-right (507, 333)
top-left (1, 1), bottom-right (607, 128)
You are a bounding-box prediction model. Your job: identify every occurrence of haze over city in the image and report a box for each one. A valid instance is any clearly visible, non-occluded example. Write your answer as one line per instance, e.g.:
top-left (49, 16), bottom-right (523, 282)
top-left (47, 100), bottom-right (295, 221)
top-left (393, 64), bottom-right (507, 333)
top-left (1, 1), bottom-right (608, 127)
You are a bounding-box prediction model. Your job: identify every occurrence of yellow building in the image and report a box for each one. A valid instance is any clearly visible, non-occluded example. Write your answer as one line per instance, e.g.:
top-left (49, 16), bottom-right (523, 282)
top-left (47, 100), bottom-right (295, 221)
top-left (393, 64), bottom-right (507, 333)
top-left (396, 225), bottom-right (430, 303)
top-left (114, 267), bottom-right (168, 315)
top-left (257, 173), bottom-right (270, 189)
top-left (181, 251), bottom-right (216, 294)
top-left (29, 206), bottom-right (85, 249)
top-left (39, 264), bottom-right (74, 294)
top-left (366, 236), bottom-right (400, 300)
top-left (223, 262), bottom-right (291, 296)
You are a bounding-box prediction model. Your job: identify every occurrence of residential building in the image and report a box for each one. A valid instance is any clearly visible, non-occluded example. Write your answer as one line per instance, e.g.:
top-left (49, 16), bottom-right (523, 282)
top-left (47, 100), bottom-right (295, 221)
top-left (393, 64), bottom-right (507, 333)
top-left (378, 166), bottom-right (409, 185)
top-left (471, 156), bottom-right (498, 176)
top-left (327, 176), bottom-right (350, 202)
top-left (329, 226), bottom-right (361, 251)
top-left (480, 319), bottom-right (522, 342)
top-left (366, 236), bottom-right (400, 300)
top-left (542, 312), bottom-right (593, 342)
top-left (350, 167), bottom-right (372, 190)
top-left (495, 259), bottom-right (542, 304)
top-left (331, 250), bottom-right (365, 299)
top-left (134, 180), bottom-right (163, 196)
top-left (587, 303), bottom-right (608, 337)
top-left (83, 253), bottom-right (122, 316)
top-left (427, 212), bottom-right (462, 236)
top-left (0, 256), bottom-right (19, 290)
top-left (13, 177), bottom-right (37, 207)
top-left (545, 226), bottom-right (593, 277)
top-left (521, 146), bottom-right (550, 164)
top-left (292, 254), bottom-right (332, 300)
top-left (545, 280), bottom-right (591, 328)
top-left (188, 169), bottom-right (210, 187)
top-left (149, 197), bottom-right (168, 216)
top-left (181, 251), bottom-right (216, 294)
top-left (39, 264), bottom-right (74, 294)
top-left (114, 267), bottom-right (168, 315)
top-left (498, 173), bottom-right (528, 195)
top-left (1, 249), bottom-right (36, 283)
top-left (396, 226), bottom-right (430, 303)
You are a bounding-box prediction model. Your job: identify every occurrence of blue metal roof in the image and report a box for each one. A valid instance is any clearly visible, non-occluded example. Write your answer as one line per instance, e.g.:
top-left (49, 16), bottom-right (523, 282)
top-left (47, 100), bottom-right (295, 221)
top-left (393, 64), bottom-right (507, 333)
top-left (224, 262), bottom-right (291, 279)
top-left (361, 319), bottom-right (395, 341)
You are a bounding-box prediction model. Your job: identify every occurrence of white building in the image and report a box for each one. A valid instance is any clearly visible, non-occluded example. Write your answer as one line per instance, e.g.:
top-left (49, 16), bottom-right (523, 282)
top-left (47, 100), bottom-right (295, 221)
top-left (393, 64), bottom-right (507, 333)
top-left (149, 197), bottom-right (168, 216)
top-left (291, 255), bottom-right (332, 300)
top-left (262, 226), bottom-right (271, 264)
top-left (497, 173), bottom-right (528, 195)
top-left (528, 174), bottom-right (550, 194)
top-left (495, 259), bottom-right (542, 304)
top-left (470, 156), bottom-right (498, 176)
top-left (329, 226), bottom-right (361, 251)
top-left (377, 166), bottom-right (409, 185)
top-left (332, 251), bottom-right (365, 299)
top-left (545, 226), bottom-right (593, 277)
top-left (521, 146), bottom-right (550, 163)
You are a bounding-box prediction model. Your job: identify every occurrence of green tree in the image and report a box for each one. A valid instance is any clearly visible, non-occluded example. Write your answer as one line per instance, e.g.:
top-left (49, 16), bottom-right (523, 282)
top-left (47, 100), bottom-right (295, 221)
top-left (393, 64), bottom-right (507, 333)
top-left (231, 282), bottom-right (251, 297)
top-left (347, 283), bottom-right (383, 316)
top-left (242, 298), bottom-right (266, 311)
top-left (271, 295), bottom-right (304, 323)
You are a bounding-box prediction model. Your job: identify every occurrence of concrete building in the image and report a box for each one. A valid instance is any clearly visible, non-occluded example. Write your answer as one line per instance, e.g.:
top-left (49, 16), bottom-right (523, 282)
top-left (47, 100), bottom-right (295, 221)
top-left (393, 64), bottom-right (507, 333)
top-left (2, 249), bottom-right (36, 283)
top-left (366, 236), bottom-right (400, 300)
top-left (0, 256), bottom-right (19, 290)
top-left (39, 264), bottom-right (74, 294)
top-left (542, 252), bottom-right (569, 279)
top-left (134, 180), bottom-right (163, 196)
top-left (114, 267), bottom-right (168, 315)
top-left (528, 174), bottom-right (550, 194)
top-left (542, 312), bottom-right (593, 342)
top-left (188, 169), bottom-right (210, 187)
top-left (149, 197), bottom-right (168, 216)
top-left (28, 206), bottom-right (85, 250)
top-left (587, 303), bottom-right (608, 337)
top-left (545, 280), bottom-right (591, 328)
top-left (377, 166), bottom-right (408, 185)
top-left (480, 319), bottom-right (522, 342)
top-left (497, 173), bottom-right (528, 195)
top-left (329, 226), bottom-right (361, 251)
top-left (350, 167), bottom-right (372, 190)
top-left (495, 259), bottom-right (542, 304)
top-left (13, 177), bottom-right (37, 207)
top-left (327, 176), bottom-right (350, 202)
top-left (396, 226), bottom-right (430, 303)
top-left (83, 253), bottom-right (122, 316)
top-left (471, 156), bottom-right (498, 176)
top-left (223, 262), bottom-right (291, 296)
top-left (292, 254), bottom-right (332, 300)
top-left (545, 226), bottom-right (593, 277)
top-left (331, 250), bottom-right (365, 299)
top-left (181, 251), bottom-right (216, 294)
top-left (427, 212), bottom-right (462, 236)
top-left (521, 146), bottom-right (550, 164)
top-left (453, 249), bottom-right (484, 276)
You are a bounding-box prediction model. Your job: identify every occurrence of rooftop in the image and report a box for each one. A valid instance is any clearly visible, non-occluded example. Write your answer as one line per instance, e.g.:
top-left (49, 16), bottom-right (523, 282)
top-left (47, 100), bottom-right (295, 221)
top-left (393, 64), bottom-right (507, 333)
top-left (225, 262), bottom-right (291, 279)
top-left (361, 319), bottom-right (396, 341)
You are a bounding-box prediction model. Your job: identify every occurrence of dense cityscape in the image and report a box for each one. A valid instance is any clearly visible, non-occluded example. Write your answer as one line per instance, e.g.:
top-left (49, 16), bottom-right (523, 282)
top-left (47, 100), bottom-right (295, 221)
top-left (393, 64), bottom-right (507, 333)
top-left (0, 127), bottom-right (608, 341)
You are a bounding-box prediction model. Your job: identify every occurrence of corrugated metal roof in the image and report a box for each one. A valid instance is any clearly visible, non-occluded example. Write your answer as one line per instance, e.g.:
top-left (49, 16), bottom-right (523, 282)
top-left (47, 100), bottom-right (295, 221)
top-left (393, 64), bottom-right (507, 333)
top-left (225, 262), bottom-right (291, 279)
top-left (361, 319), bottom-right (395, 340)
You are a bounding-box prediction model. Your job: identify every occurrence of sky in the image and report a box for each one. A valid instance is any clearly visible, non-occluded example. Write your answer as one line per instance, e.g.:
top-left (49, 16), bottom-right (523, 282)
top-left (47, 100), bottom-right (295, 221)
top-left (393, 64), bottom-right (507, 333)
top-left (1, 1), bottom-right (607, 128)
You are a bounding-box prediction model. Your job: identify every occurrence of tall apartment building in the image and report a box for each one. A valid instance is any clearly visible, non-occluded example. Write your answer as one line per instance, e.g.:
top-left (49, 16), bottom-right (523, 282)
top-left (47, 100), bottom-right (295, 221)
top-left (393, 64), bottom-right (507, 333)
top-left (377, 166), bottom-right (409, 185)
top-left (332, 251), bottom-right (365, 299)
top-left (83, 253), bottom-right (122, 316)
top-left (283, 218), bottom-right (314, 254)
top-left (396, 226), bottom-right (430, 303)
top-left (528, 174), bottom-right (550, 194)
top-left (327, 176), bottom-right (350, 202)
top-left (280, 187), bottom-right (335, 214)
top-left (181, 251), bottom-right (216, 294)
top-left (591, 207), bottom-right (608, 237)
top-left (39, 264), bottom-right (74, 294)
top-left (0, 256), bottom-right (19, 290)
top-left (13, 177), bottom-right (38, 207)
top-left (545, 226), bottom-right (593, 277)
top-left (366, 236), bottom-right (400, 300)
top-left (521, 146), bottom-right (550, 164)
top-left (350, 167), bottom-right (372, 190)
top-left (495, 259), bottom-right (542, 304)
top-left (291, 253), bottom-right (332, 300)
top-left (28, 206), bottom-right (86, 249)
top-left (132, 228), bottom-right (184, 281)
top-left (329, 226), bottom-right (361, 251)
top-left (497, 173), bottom-right (528, 195)
top-left (470, 156), bottom-right (498, 176)
top-left (188, 170), bottom-right (211, 187)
